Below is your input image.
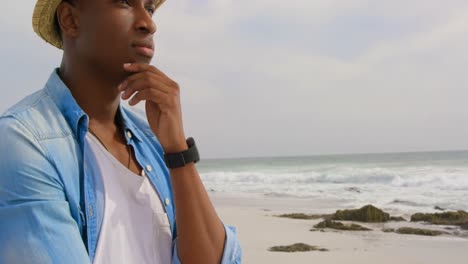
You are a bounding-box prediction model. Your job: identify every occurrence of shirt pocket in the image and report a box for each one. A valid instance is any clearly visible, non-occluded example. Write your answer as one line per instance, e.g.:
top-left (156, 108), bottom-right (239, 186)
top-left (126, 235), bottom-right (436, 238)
top-left (153, 212), bottom-right (173, 263)
top-left (154, 212), bottom-right (171, 228)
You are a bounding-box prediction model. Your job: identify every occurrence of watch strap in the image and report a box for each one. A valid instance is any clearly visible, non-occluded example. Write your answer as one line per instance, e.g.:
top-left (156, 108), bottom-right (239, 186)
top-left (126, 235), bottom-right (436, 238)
top-left (164, 137), bottom-right (200, 168)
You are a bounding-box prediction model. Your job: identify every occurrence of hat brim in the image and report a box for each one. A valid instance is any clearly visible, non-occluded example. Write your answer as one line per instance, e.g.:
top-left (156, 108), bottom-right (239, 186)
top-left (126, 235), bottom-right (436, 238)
top-left (33, 0), bottom-right (62, 49)
top-left (32, 0), bottom-right (166, 50)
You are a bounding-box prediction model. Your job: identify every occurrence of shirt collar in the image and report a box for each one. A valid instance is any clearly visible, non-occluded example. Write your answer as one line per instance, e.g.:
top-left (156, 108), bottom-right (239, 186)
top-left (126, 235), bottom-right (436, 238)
top-left (118, 104), bottom-right (144, 142)
top-left (44, 68), bottom-right (143, 142)
top-left (44, 68), bottom-right (88, 137)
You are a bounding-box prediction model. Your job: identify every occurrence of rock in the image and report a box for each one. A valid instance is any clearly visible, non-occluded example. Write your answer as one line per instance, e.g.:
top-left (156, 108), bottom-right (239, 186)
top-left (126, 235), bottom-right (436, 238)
top-left (331, 205), bottom-right (390, 222)
top-left (461, 223), bottom-right (468, 230)
top-left (268, 243), bottom-right (328, 252)
top-left (389, 216), bottom-right (406, 222)
top-left (392, 199), bottom-right (420, 207)
top-left (395, 227), bottom-right (443, 236)
top-left (410, 210), bottom-right (468, 226)
top-left (345, 187), bottom-right (361, 193)
top-left (313, 219), bottom-right (372, 231)
top-left (383, 227), bottom-right (444, 236)
top-left (276, 213), bottom-right (332, 220)
top-left (434, 206), bottom-right (445, 211)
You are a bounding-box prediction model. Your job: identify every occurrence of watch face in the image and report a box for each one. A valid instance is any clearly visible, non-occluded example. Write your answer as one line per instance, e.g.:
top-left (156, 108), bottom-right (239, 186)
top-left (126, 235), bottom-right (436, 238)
top-left (186, 137), bottom-right (195, 147)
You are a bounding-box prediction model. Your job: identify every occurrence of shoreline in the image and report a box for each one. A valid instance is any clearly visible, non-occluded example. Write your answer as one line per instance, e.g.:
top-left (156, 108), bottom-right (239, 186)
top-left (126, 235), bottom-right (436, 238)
top-left (209, 192), bottom-right (468, 264)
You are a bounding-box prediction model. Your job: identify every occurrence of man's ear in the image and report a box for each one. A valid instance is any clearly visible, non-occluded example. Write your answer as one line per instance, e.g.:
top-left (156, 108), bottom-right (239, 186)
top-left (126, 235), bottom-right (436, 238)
top-left (56, 1), bottom-right (79, 39)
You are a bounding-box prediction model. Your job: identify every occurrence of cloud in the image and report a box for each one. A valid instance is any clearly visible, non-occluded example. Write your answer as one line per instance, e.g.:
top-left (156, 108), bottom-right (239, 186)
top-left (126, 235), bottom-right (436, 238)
top-left (1, 0), bottom-right (468, 158)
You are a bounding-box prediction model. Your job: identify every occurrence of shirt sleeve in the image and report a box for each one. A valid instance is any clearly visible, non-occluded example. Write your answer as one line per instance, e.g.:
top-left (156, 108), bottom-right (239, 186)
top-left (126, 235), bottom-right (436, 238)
top-left (171, 223), bottom-right (242, 264)
top-left (0, 117), bottom-right (91, 264)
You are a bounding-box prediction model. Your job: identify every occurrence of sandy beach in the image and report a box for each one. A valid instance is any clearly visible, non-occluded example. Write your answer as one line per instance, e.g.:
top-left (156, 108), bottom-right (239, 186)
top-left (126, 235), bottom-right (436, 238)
top-left (210, 192), bottom-right (468, 264)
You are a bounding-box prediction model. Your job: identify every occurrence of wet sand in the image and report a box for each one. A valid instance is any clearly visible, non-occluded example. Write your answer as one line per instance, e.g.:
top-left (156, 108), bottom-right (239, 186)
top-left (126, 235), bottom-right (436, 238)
top-left (210, 192), bottom-right (468, 264)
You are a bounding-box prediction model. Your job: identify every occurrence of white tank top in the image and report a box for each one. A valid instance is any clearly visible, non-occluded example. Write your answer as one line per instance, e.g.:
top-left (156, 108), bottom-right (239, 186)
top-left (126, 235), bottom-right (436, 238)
top-left (85, 133), bottom-right (173, 264)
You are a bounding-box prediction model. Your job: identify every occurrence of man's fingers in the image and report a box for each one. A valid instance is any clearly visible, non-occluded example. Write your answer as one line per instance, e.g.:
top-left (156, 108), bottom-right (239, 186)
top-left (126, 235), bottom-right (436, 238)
top-left (121, 78), bottom-right (171, 100)
top-left (128, 89), bottom-right (167, 106)
top-left (119, 70), bottom-right (174, 92)
top-left (123, 63), bottom-right (169, 79)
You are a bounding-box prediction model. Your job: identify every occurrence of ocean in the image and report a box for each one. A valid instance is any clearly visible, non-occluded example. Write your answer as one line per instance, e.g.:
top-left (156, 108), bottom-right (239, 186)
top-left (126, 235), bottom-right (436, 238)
top-left (198, 150), bottom-right (468, 215)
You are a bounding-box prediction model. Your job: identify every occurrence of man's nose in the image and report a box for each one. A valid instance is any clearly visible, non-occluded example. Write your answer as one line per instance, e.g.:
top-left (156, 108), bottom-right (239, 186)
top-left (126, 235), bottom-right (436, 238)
top-left (134, 8), bottom-right (157, 35)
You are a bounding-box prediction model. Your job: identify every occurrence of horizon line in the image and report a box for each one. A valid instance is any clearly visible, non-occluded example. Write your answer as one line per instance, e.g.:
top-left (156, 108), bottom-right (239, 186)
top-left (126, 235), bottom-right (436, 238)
top-left (204, 148), bottom-right (468, 161)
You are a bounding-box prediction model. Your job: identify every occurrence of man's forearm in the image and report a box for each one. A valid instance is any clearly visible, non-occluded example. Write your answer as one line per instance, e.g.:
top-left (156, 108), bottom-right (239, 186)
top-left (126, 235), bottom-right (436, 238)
top-left (169, 163), bottom-right (226, 264)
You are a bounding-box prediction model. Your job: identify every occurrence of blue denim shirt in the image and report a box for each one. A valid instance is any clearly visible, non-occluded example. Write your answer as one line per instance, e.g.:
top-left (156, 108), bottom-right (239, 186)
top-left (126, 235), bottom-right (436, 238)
top-left (0, 69), bottom-right (242, 263)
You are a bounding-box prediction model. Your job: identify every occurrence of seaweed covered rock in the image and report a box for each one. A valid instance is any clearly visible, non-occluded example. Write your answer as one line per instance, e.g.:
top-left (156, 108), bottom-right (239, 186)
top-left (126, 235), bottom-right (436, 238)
top-left (268, 243), bottom-right (328, 252)
top-left (410, 210), bottom-right (468, 226)
top-left (461, 223), bottom-right (468, 230)
top-left (395, 227), bottom-right (443, 236)
top-left (389, 216), bottom-right (406, 222)
top-left (276, 213), bottom-right (332, 220)
top-left (382, 227), bottom-right (443, 236)
top-left (313, 219), bottom-right (372, 231)
top-left (331, 205), bottom-right (390, 222)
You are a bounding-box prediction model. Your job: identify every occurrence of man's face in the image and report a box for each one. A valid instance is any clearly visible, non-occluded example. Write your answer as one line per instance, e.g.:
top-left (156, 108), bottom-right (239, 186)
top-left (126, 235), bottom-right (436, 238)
top-left (73, 0), bottom-right (157, 77)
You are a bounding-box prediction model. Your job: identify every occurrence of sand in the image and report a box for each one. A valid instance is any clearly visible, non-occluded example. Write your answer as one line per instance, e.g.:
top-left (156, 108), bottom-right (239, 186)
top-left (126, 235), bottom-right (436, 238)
top-left (210, 192), bottom-right (468, 264)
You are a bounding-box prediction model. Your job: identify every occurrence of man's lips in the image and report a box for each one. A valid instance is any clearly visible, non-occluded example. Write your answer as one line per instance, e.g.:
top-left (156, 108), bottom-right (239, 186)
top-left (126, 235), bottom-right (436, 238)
top-left (132, 42), bottom-right (154, 58)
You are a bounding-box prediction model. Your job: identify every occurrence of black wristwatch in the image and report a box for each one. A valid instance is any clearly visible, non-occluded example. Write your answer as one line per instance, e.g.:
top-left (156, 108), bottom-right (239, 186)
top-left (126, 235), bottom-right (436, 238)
top-left (164, 137), bottom-right (200, 169)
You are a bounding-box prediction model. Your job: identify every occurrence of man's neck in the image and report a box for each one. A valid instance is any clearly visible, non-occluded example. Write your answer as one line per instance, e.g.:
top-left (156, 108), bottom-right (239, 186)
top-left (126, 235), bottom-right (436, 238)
top-left (58, 60), bottom-right (125, 130)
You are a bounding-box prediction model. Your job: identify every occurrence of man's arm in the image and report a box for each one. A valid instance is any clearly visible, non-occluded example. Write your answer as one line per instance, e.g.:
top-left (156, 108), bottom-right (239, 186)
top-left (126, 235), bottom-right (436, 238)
top-left (0, 117), bottom-right (90, 264)
top-left (171, 223), bottom-right (242, 264)
top-left (169, 164), bottom-right (242, 264)
top-left (120, 62), bottom-right (242, 263)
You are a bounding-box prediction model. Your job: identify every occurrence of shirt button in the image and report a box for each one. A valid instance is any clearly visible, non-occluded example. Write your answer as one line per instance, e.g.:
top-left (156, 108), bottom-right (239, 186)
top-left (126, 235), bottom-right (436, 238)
top-left (146, 165), bottom-right (152, 172)
top-left (141, 169), bottom-right (146, 177)
top-left (165, 198), bottom-right (170, 206)
top-left (126, 131), bottom-right (133, 139)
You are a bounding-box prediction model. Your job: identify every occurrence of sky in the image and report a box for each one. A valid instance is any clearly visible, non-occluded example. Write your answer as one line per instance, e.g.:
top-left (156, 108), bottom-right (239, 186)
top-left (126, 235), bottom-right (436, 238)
top-left (1, 0), bottom-right (468, 159)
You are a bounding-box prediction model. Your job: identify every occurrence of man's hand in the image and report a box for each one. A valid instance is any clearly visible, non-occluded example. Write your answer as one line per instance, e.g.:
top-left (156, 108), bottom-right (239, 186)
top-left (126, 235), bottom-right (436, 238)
top-left (119, 63), bottom-right (187, 153)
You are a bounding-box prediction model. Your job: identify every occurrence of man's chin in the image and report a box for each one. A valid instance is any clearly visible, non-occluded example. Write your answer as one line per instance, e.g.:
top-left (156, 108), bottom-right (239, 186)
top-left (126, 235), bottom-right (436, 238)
top-left (133, 57), bottom-right (152, 64)
top-left (129, 51), bottom-right (153, 64)
top-left (119, 55), bottom-right (152, 76)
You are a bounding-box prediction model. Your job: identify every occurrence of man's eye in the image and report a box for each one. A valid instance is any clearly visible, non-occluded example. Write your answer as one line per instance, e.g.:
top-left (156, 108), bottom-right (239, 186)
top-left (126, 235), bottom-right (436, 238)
top-left (119, 0), bottom-right (130, 5)
top-left (146, 7), bottom-right (155, 15)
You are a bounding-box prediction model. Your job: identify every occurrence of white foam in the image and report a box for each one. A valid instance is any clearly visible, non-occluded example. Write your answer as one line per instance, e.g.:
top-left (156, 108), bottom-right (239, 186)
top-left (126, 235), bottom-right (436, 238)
top-left (200, 158), bottom-right (468, 214)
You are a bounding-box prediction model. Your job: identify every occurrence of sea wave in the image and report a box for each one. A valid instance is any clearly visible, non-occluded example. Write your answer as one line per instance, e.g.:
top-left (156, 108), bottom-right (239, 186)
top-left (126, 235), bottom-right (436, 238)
top-left (200, 166), bottom-right (468, 190)
top-left (200, 165), bottom-right (468, 213)
top-left (200, 152), bottom-right (468, 213)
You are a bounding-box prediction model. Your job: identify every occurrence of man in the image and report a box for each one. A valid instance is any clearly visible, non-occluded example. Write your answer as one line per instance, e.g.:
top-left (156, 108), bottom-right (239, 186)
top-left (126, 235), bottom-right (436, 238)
top-left (0, 0), bottom-right (242, 263)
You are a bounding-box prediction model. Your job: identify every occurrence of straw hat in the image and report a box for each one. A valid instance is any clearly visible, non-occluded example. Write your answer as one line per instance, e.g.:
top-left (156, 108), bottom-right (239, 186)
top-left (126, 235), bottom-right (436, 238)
top-left (32, 0), bottom-right (165, 49)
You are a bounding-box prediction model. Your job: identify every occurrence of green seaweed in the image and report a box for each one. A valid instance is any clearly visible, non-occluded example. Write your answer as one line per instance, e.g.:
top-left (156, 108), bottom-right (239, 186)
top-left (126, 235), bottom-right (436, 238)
top-left (313, 219), bottom-right (372, 231)
top-left (331, 205), bottom-right (390, 222)
top-left (383, 227), bottom-right (443, 236)
top-left (276, 213), bottom-right (332, 220)
top-left (410, 211), bottom-right (468, 226)
top-left (395, 227), bottom-right (443, 236)
top-left (268, 243), bottom-right (328, 252)
top-left (389, 216), bottom-right (406, 222)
